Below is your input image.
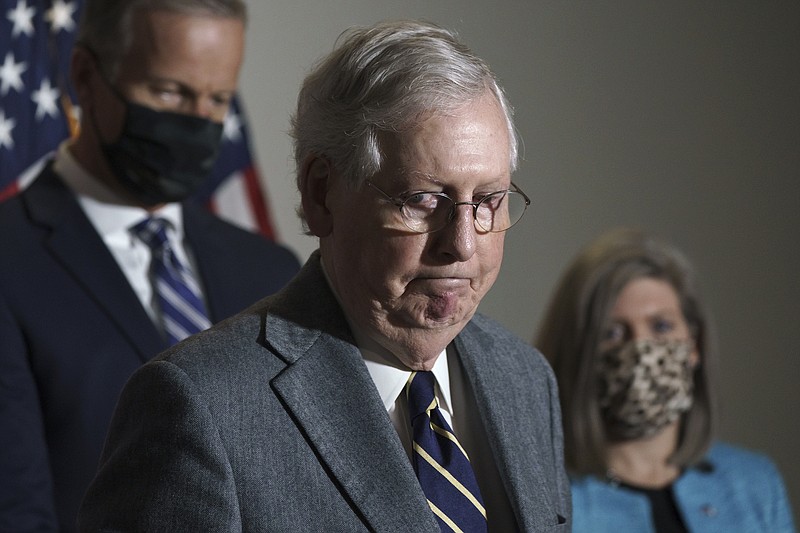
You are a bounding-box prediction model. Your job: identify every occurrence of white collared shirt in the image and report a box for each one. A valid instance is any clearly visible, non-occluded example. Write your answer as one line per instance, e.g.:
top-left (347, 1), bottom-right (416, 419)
top-left (54, 141), bottom-right (205, 330)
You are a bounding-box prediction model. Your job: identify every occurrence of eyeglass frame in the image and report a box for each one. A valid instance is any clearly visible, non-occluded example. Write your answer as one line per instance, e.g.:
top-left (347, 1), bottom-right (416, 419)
top-left (365, 179), bottom-right (531, 234)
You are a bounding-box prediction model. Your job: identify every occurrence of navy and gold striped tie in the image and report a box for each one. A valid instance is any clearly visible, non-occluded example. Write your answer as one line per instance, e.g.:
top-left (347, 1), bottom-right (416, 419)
top-left (407, 371), bottom-right (487, 532)
top-left (133, 217), bottom-right (211, 345)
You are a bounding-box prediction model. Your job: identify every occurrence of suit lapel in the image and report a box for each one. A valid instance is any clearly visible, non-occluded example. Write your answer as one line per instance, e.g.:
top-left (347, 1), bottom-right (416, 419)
top-left (272, 340), bottom-right (439, 532)
top-left (25, 167), bottom-right (164, 361)
top-left (265, 255), bottom-right (439, 532)
top-left (455, 322), bottom-right (559, 531)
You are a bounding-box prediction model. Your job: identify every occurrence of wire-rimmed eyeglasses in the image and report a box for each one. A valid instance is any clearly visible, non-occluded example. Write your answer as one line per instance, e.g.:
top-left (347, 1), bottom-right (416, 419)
top-left (366, 180), bottom-right (531, 234)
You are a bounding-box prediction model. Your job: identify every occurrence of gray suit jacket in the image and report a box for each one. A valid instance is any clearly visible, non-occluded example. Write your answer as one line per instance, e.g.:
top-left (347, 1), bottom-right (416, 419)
top-left (79, 252), bottom-right (570, 532)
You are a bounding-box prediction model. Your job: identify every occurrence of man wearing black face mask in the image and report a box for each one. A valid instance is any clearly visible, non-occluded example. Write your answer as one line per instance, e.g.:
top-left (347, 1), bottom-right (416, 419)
top-left (0, 1), bottom-right (300, 531)
top-left (92, 74), bottom-right (227, 205)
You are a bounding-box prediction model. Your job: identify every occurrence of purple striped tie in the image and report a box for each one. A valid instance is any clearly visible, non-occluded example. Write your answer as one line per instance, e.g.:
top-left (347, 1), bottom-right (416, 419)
top-left (133, 217), bottom-right (211, 345)
top-left (407, 371), bottom-right (487, 532)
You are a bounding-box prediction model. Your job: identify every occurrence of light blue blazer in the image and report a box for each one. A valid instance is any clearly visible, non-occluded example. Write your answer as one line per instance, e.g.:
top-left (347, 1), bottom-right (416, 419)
top-left (79, 251), bottom-right (571, 532)
top-left (571, 441), bottom-right (796, 532)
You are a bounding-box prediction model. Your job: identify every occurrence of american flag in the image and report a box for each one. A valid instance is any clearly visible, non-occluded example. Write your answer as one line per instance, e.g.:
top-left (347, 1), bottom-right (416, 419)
top-left (0, 0), bottom-right (277, 238)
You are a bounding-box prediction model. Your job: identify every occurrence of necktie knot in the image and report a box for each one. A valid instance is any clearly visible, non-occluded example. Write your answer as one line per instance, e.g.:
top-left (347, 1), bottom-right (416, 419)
top-left (133, 217), bottom-right (171, 252)
top-left (406, 371), bottom-right (438, 421)
top-left (133, 217), bottom-right (187, 276)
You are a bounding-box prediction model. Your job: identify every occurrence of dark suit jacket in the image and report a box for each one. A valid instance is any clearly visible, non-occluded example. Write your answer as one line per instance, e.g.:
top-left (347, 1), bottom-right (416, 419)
top-left (78, 252), bottom-right (571, 532)
top-left (0, 164), bottom-right (300, 532)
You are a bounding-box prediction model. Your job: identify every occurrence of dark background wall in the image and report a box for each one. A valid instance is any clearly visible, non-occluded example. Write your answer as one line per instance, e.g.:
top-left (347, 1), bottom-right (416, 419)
top-left (240, 1), bottom-right (799, 519)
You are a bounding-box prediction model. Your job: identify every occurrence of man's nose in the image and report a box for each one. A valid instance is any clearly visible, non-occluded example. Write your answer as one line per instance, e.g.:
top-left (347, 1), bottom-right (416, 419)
top-left (434, 204), bottom-right (478, 262)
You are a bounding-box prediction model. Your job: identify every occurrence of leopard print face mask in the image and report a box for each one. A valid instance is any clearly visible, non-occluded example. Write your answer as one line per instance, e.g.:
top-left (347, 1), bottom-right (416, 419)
top-left (596, 338), bottom-right (695, 441)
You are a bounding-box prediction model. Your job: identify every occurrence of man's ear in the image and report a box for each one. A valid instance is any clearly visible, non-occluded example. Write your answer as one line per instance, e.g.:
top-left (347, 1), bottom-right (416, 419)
top-left (299, 155), bottom-right (334, 237)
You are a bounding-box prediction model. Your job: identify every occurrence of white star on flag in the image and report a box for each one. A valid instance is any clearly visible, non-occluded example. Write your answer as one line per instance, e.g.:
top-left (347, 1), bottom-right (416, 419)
top-left (6, 0), bottom-right (35, 37)
top-left (1, 52), bottom-right (27, 95)
top-left (45, 0), bottom-right (76, 33)
top-left (223, 111), bottom-right (242, 143)
top-left (0, 109), bottom-right (15, 149)
top-left (31, 77), bottom-right (59, 120)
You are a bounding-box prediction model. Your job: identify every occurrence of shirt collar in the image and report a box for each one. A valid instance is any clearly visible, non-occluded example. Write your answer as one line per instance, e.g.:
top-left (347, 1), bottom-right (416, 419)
top-left (359, 338), bottom-right (452, 414)
top-left (350, 321), bottom-right (452, 416)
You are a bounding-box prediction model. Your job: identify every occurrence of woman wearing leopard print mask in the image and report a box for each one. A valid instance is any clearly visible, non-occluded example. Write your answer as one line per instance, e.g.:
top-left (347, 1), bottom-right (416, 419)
top-left (536, 227), bottom-right (795, 533)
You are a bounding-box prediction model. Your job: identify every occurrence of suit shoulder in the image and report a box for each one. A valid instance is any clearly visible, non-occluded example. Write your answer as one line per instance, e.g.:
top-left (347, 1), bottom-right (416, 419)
top-left (154, 303), bottom-right (274, 376)
top-left (0, 195), bottom-right (27, 238)
top-left (0, 174), bottom-right (39, 229)
top-left (466, 312), bottom-right (551, 371)
top-left (468, 312), bottom-right (538, 352)
top-left (0, 191), bottom-right (45, 269)
top-left (705, 441), bottom-right (783, 479)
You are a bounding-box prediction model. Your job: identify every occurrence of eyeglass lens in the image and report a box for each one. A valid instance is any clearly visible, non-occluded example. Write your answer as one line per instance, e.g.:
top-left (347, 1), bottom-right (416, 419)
top-left (401, 190), bottom-right (527, 233)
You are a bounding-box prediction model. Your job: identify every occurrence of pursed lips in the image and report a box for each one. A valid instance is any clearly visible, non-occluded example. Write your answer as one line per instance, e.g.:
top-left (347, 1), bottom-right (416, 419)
top-left (408, 276), bottom-right (474, 291)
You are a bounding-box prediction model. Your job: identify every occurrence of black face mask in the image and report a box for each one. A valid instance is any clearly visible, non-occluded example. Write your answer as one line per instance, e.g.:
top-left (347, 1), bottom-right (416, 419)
top-left (98, 96), bottom-right (224, 206)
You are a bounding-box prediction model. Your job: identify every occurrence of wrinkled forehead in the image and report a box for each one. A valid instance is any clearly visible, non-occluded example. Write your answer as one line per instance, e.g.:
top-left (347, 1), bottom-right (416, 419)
top-left (374, 98), bottom-right (512, 190)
